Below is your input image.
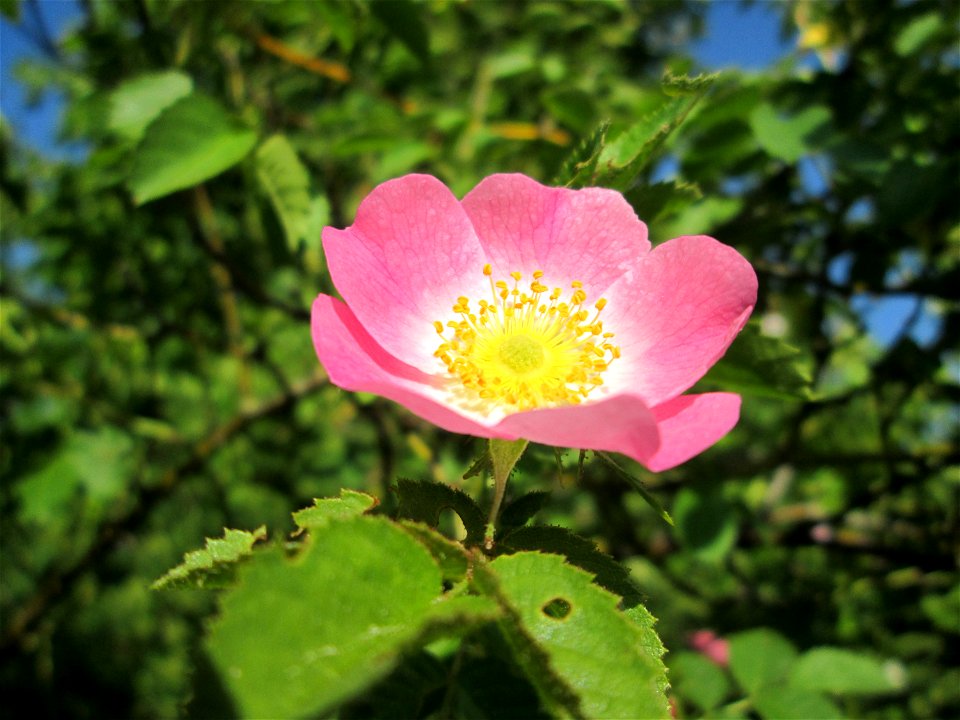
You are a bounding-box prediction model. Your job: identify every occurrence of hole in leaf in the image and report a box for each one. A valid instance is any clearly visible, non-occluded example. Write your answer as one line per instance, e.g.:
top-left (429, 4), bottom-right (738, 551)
top-left (437, 507), bottom-right (468, 541)
top-left (541, 597), bottom-right (572, 620)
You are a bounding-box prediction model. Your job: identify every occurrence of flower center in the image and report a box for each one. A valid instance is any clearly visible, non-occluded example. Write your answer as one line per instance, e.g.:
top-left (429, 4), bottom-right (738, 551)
top-left (498, 334), bottom-right (544, 374)
top-left (433, 265), bottom-right (620, 412)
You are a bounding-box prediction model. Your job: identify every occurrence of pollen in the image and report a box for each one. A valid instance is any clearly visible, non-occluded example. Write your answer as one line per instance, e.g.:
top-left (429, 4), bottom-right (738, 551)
top-left (433, 269), bottom-right (619, 412)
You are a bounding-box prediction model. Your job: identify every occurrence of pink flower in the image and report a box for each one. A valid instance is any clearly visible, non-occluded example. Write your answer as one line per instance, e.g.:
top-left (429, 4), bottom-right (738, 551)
top-left (311, 174), bottom-right (757, 471)
top-left (688, 629), bottom-right (731, 668)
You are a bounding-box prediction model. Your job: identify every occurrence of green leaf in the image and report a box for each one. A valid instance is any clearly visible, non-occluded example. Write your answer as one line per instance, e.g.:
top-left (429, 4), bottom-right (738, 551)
top-left (661, 70), bottom-right (721, 96)
top-left (699, 321), bottom-right (814, 400)
top-left (669, 651), bottom-right (731, 711)
top-left (894, 12), bottom-right (941, 56)
top-left (128, 93), bottom-right (257, 204)
top-left (553, 120), bottom-right (609, 188)
top-left (595, 452), bottom-right (673, 525)
top-left (255, 134), bottom-right (314, 252)
top-left (728, 628), bottom-right (798, 696)
top-left (748, 103), bottom-right (831, 164)
top-left (790, 647), bottom-right (904, 695)
top-left (370, 0), bottom-right (431, 65)
top-left (478, 552), bottom-right (670, 719)
top-left (920, 585), bottom-right (960, 634)
top-left (498, 491), bottom-right (551, 531)
top-left (399, 520), bottom-right (470, 583)
top-left (752, 685), bottom-right (842, 720)
top-left (15, 427), bottom-right (135, 527)
top-left (625, 180), bottom-right (702, 224)
top-left (108, 71), bottom-right (194, 141)
top-left (673, 486), bottom-right (738, 562)
top-left (0, 0), bottom-right (20, 22)
top-left (395, 478), bottom-right (487, 546)
top-left (292, 488), bottom-right (378, 531)
top-left (152, 526), bottom-right (267, 590)
top-left (498, 525), bottom-right (646, 611)
top-left (597, 90), bottom-right (707, 191)
top-left (207, 516), bottom-right (498, 719)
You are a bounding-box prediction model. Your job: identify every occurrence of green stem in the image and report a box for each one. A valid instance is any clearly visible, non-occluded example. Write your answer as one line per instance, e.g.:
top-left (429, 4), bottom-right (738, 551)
top-left (484, 438), bottom-right (528, 548)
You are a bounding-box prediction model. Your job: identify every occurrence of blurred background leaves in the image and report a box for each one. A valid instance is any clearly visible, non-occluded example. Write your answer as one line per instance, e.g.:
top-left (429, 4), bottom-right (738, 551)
top-left (1, 0), bottom-right (957, 717)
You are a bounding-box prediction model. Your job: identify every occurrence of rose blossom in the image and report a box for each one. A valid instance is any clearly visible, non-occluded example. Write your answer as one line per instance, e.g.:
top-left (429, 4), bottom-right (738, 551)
top-left (311, 174), bottom-right (757, 471)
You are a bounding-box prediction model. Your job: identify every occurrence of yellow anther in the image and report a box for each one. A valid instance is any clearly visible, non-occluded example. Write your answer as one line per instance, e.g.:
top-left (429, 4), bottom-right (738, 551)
top-left (433, 267), bottom-right (619, 412)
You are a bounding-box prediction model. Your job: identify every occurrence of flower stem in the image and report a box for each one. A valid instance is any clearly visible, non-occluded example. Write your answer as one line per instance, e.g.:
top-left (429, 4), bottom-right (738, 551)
top-left (485, 438), bottom-right (528, 548)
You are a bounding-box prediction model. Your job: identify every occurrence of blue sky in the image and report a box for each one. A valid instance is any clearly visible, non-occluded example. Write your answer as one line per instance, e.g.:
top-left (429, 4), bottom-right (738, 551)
top-left (0, 0), bottom-right (942, 349)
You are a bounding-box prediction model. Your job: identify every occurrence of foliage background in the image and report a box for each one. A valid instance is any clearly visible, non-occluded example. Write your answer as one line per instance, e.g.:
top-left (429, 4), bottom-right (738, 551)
top-left (1, 0), bottom-right (957, 718)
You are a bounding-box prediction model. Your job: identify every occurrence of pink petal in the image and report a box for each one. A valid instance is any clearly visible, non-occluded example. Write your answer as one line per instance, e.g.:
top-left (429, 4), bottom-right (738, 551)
top-left (312, 293), bottom-right (512, 439)
top-left (461, 173), bottom-right (650, 297)
top-left (322, 175), bottom-right (489, 370)
top-left (643, 393), bottom-right (742, 472)
top-left (604, 235), bottom-right (757, 406)
top-left (497, 395), bottom-right (661, 464)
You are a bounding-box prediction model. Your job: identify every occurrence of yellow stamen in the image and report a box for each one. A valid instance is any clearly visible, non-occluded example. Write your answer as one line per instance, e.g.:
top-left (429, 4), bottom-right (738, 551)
top-left (433, 269), bottom-right (619, 412)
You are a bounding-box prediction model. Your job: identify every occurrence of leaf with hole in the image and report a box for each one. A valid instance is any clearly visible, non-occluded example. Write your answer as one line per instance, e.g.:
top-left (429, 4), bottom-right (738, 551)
top-left (395, 478), bottom-right (487, 546)
top-left (477, 552), bottom-right (670, 719)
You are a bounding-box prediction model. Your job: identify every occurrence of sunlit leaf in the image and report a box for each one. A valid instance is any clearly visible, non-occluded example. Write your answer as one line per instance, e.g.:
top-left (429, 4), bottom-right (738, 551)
top-left (291, 488), bottom-right (378, 531)
top-left (108, 71), bottom-right (193, 141)
top-left (477, 552), bottom-right (670, 719)
top-left (151, 526), bottom-right (267, 590)
top-left (255, 134), bottom-right (314, 252)
top-left (790, 647), bottom-right (905, 695)
top-left (729, 628), bottom-right (798, 695)
top-left (748, 103), bottom-right (831, 164)
top-left (128, 94), bottom-right (257, 204)
top-left (207, 516), bottom-right (499, 718)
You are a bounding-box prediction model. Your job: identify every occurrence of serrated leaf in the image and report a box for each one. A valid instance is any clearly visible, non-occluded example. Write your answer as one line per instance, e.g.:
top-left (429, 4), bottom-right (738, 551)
top-left (597, 93), bottom-right (704, 191)
top-left (108, 71), bottom-right (194, 141)
top-left (292, 488), bottom-right (378, 531)
top-left (498, 491), bottom-right (551, 531)
top-left (729, 628), bottom-right (798, 696)
top-left (595, 452), bottom-right (673, 525)
top-left (661, 70), bottom-right (720, 96)
top-left (478, 552), bottom-right (670, 719)
top-left (748, 103), bottom-right (831, 164)
top-left (255, 134), bottom-right (314, 252)
top-left (790, 647), bottom-right (904, 695)
top-left (553, 120), bottom-right (609, 188)
top-left (370, 0), bottom-right (430, 65)
top-left (699, 321), bottom-right (814, 400)
top-left (395, 479), bottom-right (487, 546)
top-left (498, 525), bottom-right (644, 610)
top-left (399, 520), bottom-right (470, 583)
top-left (207, 516), bottom-right (497, 719)
top-left (128, 93), bottom-right (257, 204)
top-left (152, 526), bottom-right (266, 590)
